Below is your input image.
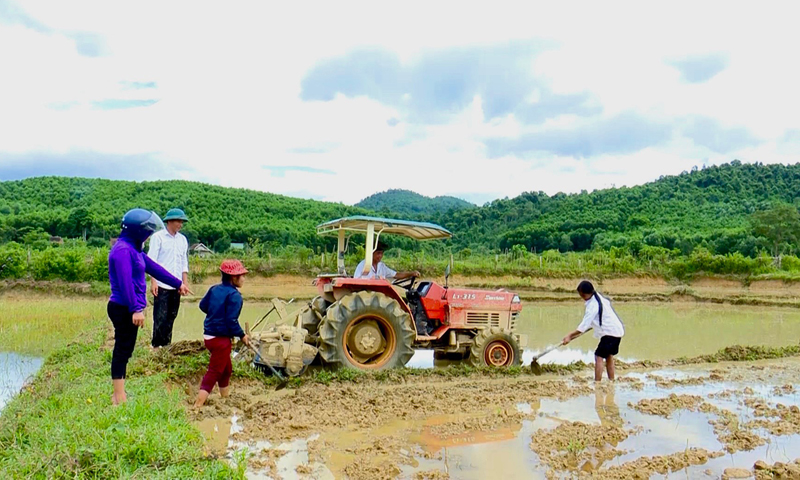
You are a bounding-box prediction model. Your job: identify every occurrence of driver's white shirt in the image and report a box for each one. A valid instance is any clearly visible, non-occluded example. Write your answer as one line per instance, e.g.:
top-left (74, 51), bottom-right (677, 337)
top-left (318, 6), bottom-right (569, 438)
top-left (353, 260), bottom-right (397, 280)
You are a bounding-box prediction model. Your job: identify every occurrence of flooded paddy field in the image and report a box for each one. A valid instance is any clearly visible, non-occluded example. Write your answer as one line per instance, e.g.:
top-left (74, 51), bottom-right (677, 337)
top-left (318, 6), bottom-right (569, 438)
top-left (3, 283), bottom-right (800, 478)
top-left (168, 300), bottom-right (800, 366)
top-left (191, 358), bottom-right (800, 479)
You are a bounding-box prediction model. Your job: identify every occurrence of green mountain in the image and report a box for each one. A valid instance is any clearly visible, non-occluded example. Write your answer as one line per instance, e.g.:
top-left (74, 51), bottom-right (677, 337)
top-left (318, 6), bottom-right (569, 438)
top-left (1, 161), bottom-right (799, 257)
top-left (436, 160), bottom-right (800, 255)
top-left (0, 177), bottom-right (362, 249)
top-left (356, 189), bottom-right (475, 217)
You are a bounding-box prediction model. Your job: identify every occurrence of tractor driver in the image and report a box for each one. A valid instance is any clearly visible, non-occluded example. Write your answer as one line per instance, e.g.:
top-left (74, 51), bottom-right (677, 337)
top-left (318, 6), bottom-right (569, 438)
top-left (353, 242), bottom-right (420, 281)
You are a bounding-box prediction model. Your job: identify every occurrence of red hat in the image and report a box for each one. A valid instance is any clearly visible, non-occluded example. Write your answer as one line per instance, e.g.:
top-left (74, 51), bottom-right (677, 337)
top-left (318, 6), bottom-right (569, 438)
top-left (220, 259), bottom-right (248, 276)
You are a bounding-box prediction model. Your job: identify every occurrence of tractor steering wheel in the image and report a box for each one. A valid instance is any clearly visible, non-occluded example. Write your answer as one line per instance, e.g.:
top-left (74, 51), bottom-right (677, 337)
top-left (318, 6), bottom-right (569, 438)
top-left (392, 276), bottom-right (416, 290)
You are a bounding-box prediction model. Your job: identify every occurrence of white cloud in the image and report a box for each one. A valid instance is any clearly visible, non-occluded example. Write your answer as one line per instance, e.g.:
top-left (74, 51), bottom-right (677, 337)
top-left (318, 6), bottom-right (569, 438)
top-left (2, 0), bottom-right (800, 205)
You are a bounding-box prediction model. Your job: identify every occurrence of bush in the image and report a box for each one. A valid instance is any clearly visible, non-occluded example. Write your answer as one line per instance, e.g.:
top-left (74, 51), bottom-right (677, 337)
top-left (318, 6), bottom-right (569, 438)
top-left (31, 247), bottom-right (89, 282)
top-left (0, 242), bottom-right (27, 279)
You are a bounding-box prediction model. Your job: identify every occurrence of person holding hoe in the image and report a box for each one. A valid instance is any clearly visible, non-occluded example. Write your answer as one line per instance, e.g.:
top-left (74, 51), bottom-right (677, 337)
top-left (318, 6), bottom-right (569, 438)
top-left (561, 280), bottom-right (625, 382)
top-left (107, 209), bottom-right (192, 405)
top-left (194, 259), bottom-right (250, 408)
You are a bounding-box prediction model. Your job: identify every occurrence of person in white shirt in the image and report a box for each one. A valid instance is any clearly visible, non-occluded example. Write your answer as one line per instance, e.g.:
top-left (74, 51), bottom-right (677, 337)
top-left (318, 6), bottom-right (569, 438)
top-left (353, 242), bottom-right (420, 281)
top-left (561, 280), bottom-right (625, 382)
top-left (147, 208), bottom-right (190, 348)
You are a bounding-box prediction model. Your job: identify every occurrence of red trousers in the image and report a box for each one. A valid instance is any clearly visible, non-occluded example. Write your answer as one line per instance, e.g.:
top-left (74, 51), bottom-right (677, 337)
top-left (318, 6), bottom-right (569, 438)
top-left (200, 337), bottom-right (232, 393)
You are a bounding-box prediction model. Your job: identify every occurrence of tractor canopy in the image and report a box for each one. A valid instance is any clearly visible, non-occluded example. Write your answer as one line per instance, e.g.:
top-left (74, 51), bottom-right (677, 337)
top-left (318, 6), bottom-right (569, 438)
top-left (316, 216), bottom-right (452, 241)
top-left (316, 216), bottom-right (452, 277)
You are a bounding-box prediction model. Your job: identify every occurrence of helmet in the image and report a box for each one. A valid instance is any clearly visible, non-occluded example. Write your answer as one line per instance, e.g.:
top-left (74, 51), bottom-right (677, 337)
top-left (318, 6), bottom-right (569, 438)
top-left (121, 209), bottom-right (164, 237)
top-left (163, 208), bottom-right (189, 222)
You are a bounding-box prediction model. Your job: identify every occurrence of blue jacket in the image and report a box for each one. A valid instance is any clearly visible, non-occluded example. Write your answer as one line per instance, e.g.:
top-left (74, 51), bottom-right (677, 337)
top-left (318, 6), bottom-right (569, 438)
top-left (109, 231), bottom-right (182, 313)
top-left (200, 280), bottom-right (245, 338)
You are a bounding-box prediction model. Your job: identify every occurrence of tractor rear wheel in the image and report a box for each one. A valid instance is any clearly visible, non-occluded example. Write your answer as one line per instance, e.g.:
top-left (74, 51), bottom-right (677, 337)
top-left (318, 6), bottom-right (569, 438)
top-left (469, 327), bottom-right (521, 368)
top-left (318, 291), bottom-right (415, 370)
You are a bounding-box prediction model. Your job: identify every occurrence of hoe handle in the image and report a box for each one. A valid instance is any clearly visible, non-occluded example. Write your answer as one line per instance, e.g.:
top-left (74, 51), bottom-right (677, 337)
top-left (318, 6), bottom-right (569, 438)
top-left (531, 331), bottom-right (586, 363)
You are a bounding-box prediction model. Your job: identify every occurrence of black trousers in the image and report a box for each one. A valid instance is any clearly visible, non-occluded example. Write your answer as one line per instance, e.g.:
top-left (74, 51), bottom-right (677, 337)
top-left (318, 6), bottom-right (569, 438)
top-left (152, 287), bottom-right (181, 347)
top-left (108, 301), bottom-right (138, 380)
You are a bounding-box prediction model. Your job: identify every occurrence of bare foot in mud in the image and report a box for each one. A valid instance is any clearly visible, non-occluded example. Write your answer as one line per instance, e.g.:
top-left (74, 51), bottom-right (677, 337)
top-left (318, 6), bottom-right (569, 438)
top-left (194, 390), bottom-right (209, 408)
top-left (220, 387), bottom-right (230, 398)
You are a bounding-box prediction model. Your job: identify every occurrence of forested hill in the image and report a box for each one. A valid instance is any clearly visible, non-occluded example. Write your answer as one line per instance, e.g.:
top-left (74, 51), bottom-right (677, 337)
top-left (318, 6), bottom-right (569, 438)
top-left (435, 161), bottom-right (800, 256)
top-left (356, 189), bottom-right (475, 216)
top-left (0, 177), bottom-right (362, 249)
top-left (1, 161), bottom-right (800, 256)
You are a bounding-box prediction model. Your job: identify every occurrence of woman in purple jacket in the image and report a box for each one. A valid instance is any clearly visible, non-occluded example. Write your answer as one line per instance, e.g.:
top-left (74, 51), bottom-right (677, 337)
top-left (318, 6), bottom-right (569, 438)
top-left (108, 209), bottom-right (192, 405)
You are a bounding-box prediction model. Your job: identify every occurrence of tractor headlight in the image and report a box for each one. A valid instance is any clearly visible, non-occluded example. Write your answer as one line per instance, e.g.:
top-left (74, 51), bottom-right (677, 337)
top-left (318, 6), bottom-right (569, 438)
top-left (512, 295), bottom-right (521, 304)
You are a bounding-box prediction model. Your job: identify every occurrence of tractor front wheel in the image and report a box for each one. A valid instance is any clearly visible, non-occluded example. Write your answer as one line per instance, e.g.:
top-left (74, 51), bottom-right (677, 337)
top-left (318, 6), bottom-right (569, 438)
top-left (318, 291), bottom-right (415, 370)
top-left (469, 328), bottom-right (521, 368)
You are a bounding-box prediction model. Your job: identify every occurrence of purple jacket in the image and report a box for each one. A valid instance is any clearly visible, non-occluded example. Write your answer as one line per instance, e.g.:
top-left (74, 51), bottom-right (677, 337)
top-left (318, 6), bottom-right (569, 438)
top-left (109, 231), bottom-right (182, 313)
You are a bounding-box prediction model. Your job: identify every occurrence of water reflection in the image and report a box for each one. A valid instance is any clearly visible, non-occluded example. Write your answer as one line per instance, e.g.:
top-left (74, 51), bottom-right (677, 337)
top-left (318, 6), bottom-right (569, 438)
top-left (594, 384), bottom-right (623, 428)
top-left (0, 352), bottom-right (43, 411)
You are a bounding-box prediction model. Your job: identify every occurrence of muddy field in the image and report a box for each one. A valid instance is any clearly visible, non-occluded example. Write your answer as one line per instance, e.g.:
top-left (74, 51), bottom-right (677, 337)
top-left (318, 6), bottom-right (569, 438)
top-left (185, 356), bottom-right (800, 479)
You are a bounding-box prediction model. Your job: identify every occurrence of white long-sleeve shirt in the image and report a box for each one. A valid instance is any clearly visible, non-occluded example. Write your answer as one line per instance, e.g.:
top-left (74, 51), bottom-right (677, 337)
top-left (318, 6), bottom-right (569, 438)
top-left (576, 293), bottom-right (625, 339)
top-left (353, 260), bottom-right (396, 280)
top-left (146, 229), bottom-right (189, 290)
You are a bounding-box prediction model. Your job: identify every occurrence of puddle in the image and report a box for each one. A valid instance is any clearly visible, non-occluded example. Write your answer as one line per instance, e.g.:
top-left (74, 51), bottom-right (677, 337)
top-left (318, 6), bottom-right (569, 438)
top-left (0, 352), bottom-right (42, 412)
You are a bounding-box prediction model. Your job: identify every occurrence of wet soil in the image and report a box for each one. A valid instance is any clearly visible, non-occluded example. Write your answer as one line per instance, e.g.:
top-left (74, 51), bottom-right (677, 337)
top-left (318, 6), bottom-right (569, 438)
top-left (180, 356), bottom-right (800, 479)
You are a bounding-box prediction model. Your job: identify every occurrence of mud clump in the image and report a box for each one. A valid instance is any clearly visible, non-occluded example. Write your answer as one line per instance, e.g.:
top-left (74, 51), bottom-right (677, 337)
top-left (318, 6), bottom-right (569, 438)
top-left (414, 470), bottom-right (450, 479)
top-left (745, 402), bottom-right (800, 436)
top-left (426, 410), bottom-right (526, 437)
top-left (341, 457), bottom-right (401, 480)
top-left (591, 448), bottom-right (724, 479)
top-left (167, 340), bottom-right (206, 356)
top-left (630, 394), bottom-right (705, 417)
top-left (529, 421), bottom-right (629, 471)
top-left (616, 376), bottom-right (644, 390)
top-left (646, 373), bottom-right (717, 388)
top-left (718, 429), bottom-right (767, 453)
top-left (723, 467), bottom-right (754, 479)
top-left (754, 459), bottom-right (800, 479)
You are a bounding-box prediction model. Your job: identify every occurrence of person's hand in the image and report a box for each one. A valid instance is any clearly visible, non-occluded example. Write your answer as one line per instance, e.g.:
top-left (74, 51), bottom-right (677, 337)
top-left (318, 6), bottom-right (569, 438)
top-left (151, 279), bottom-right (159, 297)
top-left (242, 335), bottom-right (251, 347)
top-left (132, 311), bottom-right (145, 327)
top-left (178, 284), bottom-right (194, 296)
top-left (412, 270), bottom-right (421, 277)
top-left (561, 335), bottom-right (571, 346)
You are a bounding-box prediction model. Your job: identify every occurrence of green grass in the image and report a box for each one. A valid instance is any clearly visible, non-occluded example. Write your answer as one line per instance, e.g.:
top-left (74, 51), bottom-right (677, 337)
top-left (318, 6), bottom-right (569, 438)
top-left (0, 294), bottom-right (107, 356)
top-left (0, 326), bottom-right (241, 479)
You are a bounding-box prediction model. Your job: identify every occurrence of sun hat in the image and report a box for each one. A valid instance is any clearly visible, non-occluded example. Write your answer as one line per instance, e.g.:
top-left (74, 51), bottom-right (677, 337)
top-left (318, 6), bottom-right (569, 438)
top-left (220, 259), bottom-right (248, 276)
top-left (163, 208), bottom-right (189, 222)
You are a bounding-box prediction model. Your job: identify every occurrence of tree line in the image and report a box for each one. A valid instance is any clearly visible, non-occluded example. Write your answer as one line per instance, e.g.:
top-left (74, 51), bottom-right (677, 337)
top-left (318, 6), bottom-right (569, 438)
top-left (1, 161), bottom-right (800, 261)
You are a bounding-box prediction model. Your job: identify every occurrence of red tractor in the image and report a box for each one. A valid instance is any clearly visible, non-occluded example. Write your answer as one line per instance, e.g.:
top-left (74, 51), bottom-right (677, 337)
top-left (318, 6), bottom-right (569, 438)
top-left (250, 216), bottom-right (526, 374)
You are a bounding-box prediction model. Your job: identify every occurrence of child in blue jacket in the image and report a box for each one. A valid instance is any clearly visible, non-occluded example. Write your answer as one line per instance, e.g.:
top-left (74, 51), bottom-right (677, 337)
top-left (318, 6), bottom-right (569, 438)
top-left (194, 260), bottom-right (250, 407)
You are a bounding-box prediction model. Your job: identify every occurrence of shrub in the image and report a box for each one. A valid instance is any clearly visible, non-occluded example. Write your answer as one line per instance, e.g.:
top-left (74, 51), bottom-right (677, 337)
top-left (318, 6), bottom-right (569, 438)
top-left (0, 242), bottom-right (27, 279)
top-left (31, 247), bottom-right (88, 282)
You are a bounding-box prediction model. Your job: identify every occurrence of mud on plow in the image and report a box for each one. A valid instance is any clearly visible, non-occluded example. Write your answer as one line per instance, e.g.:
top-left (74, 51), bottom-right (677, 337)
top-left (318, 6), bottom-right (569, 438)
top-left (235, 298), bottom-right (319, 378)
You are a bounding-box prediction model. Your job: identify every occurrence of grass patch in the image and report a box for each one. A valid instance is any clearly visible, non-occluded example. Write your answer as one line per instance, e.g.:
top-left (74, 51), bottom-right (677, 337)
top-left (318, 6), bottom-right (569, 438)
top-left (676, 344), bottom-right (800, 364)
top-left (0, 326), bottom-right (240, 479)
top-left (0, 293), bottom-right (107, 356)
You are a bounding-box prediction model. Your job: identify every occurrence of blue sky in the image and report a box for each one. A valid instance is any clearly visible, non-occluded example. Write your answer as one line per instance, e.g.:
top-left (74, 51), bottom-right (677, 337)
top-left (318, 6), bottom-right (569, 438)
top-left (1, 1), bottom-right (799, 205)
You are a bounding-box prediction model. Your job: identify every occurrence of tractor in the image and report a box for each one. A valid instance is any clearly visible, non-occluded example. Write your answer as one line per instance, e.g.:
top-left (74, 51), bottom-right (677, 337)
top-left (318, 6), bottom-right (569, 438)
top-left (248, 216), bottom-right (526, 374)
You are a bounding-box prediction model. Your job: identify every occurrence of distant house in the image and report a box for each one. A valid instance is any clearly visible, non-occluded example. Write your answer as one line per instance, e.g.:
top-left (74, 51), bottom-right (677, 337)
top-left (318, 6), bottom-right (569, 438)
top-left (49, 236), bottom-right (64, 244)
top-left (190, 243), bottom-right (214, 257)
top-left (229, 242), bottom-right (245, 251)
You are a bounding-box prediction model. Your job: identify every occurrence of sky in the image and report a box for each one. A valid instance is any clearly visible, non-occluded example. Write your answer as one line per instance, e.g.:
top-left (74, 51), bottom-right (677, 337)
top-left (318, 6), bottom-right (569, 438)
top-left (1, 1), bottom-right (800, 206)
